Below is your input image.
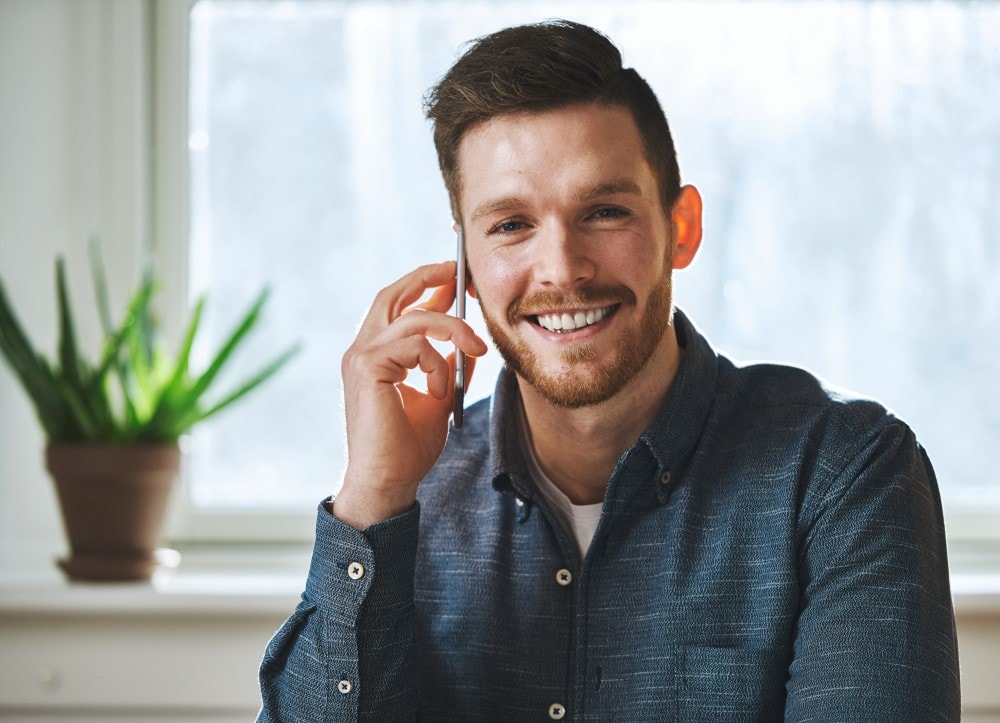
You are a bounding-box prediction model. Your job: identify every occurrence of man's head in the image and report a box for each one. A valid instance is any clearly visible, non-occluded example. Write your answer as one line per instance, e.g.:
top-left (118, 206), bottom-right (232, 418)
top-left (425, 20), bottom-right (681, 221)
top-left (426, 21), bottom-right (702, 410)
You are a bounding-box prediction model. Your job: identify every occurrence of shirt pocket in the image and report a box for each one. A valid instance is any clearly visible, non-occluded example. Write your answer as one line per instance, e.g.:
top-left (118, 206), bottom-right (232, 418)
top-left (676, 645), bottom-right (788, 722)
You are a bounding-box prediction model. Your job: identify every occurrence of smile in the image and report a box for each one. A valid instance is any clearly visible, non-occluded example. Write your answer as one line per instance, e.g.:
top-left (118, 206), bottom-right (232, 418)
top-left (534, 305), bottom-right (616, 333)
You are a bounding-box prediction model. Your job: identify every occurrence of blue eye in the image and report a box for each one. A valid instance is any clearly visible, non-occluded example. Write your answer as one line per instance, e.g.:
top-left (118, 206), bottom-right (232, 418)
top-left (490, 220), bottom-right (525, 234)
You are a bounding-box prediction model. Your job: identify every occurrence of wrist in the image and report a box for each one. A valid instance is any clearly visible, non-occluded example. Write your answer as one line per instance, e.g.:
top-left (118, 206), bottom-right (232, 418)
top-left (333, 480), bottom-right (417, 530)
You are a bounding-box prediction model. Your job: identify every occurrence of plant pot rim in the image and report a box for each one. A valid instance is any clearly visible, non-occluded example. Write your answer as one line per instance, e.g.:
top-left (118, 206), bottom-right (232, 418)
top-left (46, 441), bottom-right (180, 450)
top-left (45, 442), bottom-right (182, 476)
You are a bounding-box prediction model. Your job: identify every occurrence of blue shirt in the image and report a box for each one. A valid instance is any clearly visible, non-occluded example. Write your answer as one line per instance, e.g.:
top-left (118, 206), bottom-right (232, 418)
top-left (258, 311), bottom-right (960, 722)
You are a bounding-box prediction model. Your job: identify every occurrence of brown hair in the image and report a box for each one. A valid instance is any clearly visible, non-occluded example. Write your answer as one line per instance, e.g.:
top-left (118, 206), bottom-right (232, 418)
top-left (424, 20), bottom-right (681, 220)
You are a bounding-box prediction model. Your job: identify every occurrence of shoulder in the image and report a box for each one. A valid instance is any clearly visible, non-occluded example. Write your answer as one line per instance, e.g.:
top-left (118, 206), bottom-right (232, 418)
top-left (706, 357), bottom-right (929, 505)
top-left (718, 357), bottom-right (903, 445)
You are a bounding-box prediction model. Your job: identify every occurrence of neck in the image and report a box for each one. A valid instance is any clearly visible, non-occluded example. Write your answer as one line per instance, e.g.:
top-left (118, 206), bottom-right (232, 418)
top-left (518, 324), bottom-right (682, 505)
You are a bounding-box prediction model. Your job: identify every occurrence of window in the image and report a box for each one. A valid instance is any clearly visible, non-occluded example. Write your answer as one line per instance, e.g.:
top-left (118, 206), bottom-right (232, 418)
top-left (160, 0), bottom-right (1000, 540)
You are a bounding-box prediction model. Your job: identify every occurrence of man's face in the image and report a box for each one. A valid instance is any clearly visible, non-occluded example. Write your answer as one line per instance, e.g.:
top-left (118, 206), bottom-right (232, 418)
top-left (457, 103), bottom-right (680, 408)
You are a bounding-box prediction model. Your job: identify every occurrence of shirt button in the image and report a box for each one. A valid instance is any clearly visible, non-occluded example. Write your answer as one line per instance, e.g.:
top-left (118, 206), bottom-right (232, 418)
top-left (556, 569), bottom-right (572, 587)
top-left (337, 679), bottom-right (353, 694)
top-left (347, 562), bottom-right (365, 580)
top-left (548, 702), bottom-right (566, 719)
top-left (659, 470), bottom-right (671, 485)
top-left (515, 497), bottom-right (525, 507)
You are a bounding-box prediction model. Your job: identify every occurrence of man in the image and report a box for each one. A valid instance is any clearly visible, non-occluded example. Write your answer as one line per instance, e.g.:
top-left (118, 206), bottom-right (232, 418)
top-left (259, 20), bottom-right (960, 722)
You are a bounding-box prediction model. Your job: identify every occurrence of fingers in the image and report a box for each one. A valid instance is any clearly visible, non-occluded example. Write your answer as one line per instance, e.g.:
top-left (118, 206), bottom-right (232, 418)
top-left (463, 351), bottom-right (479, 391)
top-left (353, 333), bottom-right (451, 392)
top-left (418, 278), bottom-right (458, 314)
top-left (387, 309), bottom-right (487, 357)
top-left (344, 261), bottom-right (487, 411)
top-left (364, 261), bottom-right (458, 333)
top-left (353, 259), bottom-right (486, 355)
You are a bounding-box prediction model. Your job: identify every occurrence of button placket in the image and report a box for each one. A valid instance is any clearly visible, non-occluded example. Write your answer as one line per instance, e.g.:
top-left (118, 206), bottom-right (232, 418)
top-left (656, 468), bottom-right (674, 503)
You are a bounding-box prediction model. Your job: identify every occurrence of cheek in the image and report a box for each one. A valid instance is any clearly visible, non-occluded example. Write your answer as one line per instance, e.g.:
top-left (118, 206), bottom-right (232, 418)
top-left (469, 249), bottom-right (526, 306)
top-left (601, 238), bottom-right (662, 279)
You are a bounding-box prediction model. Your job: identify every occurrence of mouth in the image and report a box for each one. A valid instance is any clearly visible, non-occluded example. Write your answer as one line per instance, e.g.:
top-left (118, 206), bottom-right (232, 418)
top-left (532, 304), bottom-right (618, 333)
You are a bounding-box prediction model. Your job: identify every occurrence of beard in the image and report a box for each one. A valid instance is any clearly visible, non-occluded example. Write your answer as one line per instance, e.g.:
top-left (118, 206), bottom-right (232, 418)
top-left (479, 269), bottom-right (675, 409)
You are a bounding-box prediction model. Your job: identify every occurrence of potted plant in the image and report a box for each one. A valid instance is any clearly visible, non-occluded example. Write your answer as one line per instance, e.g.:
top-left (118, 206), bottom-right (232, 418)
top-left (0, 248), bottom-right (299, 581)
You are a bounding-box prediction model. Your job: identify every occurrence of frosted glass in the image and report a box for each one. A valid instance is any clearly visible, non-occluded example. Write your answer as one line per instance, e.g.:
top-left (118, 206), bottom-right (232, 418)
top-left (188, 0), bottom-right (1000, 510)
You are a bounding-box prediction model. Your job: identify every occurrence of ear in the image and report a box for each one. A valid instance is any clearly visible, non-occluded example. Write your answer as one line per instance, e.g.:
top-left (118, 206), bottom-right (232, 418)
top-left (671, 185), bottom-right (703, 270)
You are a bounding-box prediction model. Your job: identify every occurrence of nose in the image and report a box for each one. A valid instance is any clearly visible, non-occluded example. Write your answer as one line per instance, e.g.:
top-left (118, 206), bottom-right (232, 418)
top-left (531, 223), bottom-right (595, 290)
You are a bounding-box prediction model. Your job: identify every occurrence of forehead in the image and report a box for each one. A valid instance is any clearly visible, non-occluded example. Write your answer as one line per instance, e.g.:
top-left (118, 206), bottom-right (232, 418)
top-left (455, 103), bottom-right (654, 216)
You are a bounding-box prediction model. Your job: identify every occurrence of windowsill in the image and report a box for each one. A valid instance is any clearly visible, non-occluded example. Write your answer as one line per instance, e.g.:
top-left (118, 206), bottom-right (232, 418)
top-left (0, 542), bottom-right (309, 618)
top-left (1, 540), bottom-right (999, 618)
top-left (948, 539), bottom-right (1000, 615)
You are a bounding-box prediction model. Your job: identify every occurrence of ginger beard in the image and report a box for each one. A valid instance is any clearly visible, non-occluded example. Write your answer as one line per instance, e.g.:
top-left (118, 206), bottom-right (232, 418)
top-left (479, 263), bottom-right (676, 409)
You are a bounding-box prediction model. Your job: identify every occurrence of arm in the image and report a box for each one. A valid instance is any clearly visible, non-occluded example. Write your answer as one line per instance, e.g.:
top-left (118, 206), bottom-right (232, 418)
top-left (785, 419), bottom-right (961, 722)
top-left (258, 502), bottom-right (420, 722)
top-left (258, 262), bottom-right (486, 721)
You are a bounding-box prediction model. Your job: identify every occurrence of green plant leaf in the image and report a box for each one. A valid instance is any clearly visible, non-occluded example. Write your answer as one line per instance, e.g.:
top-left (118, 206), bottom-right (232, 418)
top-left (111, 280), bottom-right (158, 429)
top-left (177, 342), bottom-right (301, 434)
top-left (31, 355), bottom-right (71, 439)
top-left (2, 247), bottom-right (298, 445)
top-left (52, 373), bottom-right (98, 440)
top-left (146, 295), bottom-right (205, 429)
top-left (175, 288), bottom-right (271, 412)
top-left (0, 279), bottom-right (68, 439)
top-left (56, 257), bottom-right (85, 391)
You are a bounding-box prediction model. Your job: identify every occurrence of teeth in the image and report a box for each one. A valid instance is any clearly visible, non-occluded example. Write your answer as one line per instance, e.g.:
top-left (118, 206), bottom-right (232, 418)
top-left (536, 306), bottom-right (610, 333)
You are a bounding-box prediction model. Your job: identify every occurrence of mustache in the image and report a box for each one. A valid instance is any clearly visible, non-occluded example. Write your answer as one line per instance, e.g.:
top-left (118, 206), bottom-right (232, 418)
top-left (506, 285), bottom-right (636, 325)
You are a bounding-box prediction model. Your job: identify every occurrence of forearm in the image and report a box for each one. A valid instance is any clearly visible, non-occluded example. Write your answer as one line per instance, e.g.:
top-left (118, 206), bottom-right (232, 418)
top-left (258, 500), bottom-right (421, 722)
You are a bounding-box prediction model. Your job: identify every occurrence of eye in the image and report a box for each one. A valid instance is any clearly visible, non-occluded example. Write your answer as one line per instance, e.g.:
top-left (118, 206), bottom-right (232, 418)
top-left (591, 206), bottom-right (631, 220)
top-left (488, 219), bottom-right (527, 235)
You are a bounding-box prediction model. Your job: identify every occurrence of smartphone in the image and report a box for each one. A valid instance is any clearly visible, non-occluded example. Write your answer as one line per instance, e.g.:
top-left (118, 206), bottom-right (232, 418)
top-left (453, 225), bottom-right (466, 428)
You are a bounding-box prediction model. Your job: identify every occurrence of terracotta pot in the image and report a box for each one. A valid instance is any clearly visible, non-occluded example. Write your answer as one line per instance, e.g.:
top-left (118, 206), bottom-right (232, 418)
top-left (45, 443), bottom-right (180, 582)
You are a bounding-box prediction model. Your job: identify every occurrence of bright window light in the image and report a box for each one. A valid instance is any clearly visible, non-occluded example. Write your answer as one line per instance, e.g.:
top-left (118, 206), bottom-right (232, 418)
top-left (187, 0), bottom-right (1000, 513)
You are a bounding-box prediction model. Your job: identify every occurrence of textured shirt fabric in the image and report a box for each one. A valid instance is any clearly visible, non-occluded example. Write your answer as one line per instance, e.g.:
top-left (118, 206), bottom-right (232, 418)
top-left (258, 310), bottom-right (961, 722)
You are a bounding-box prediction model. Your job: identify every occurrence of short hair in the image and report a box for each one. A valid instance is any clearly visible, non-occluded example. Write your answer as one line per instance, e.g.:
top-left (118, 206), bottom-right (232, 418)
top-left (424, 20), bottom-right (682, 220)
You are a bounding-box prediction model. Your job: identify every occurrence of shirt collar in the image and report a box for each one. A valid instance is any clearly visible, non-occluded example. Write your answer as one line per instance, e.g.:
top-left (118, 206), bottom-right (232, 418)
top-left (488, 308), bottom-right (719, 499)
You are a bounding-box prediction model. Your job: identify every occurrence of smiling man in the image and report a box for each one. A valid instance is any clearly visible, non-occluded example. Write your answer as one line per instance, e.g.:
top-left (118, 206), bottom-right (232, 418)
top-left (258, 21), bottom-right (960, 722)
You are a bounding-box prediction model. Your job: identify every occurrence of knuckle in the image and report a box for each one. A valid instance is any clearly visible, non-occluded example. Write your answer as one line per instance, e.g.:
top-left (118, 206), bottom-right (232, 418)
top-left (343, 346), bottom-right (373, 375)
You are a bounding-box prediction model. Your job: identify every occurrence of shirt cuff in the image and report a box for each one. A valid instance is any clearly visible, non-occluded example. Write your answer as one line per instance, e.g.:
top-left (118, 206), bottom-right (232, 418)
top-left (303, 497), bottom-right (421, 627)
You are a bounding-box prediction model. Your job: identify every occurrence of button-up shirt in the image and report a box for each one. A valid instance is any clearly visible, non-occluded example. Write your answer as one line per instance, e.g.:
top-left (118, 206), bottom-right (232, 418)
top-left (258, 311), bottom-right (960, 722)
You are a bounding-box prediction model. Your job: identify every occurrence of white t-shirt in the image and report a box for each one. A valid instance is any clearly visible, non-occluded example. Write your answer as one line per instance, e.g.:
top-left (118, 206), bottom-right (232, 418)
top-left (517, 402), bottom-right (604, 560)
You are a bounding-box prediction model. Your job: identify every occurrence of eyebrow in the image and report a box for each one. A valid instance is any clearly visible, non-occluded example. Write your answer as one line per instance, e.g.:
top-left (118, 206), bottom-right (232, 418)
top-left (469, 180), bottom-right (645, 224)
top-left (574, 180), bottom-right (644, 202)
top-left (469, 196), bottom-right (529, 224)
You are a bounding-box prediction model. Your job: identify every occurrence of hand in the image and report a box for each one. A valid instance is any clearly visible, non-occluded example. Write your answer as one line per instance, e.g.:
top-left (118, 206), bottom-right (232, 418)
top-left (335, 261), bottom-right (488, 529)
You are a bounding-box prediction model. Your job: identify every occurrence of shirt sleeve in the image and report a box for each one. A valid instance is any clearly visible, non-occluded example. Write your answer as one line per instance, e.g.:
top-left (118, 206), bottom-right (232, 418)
top-left (785, 419), bottom-right (961, 722)
top-left (257, 498), bottom-right (421, 722)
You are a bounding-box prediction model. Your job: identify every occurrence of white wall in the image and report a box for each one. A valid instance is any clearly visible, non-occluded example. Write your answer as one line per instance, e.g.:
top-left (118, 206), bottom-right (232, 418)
top-left (0, 0), bottom-right (148, 571)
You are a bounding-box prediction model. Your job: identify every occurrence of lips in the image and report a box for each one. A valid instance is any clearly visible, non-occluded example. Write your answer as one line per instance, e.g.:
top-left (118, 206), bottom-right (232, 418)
top-left (507, 286), bottom-right (636, 329)
top-left (534, 305), bottom-right (614, 333)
